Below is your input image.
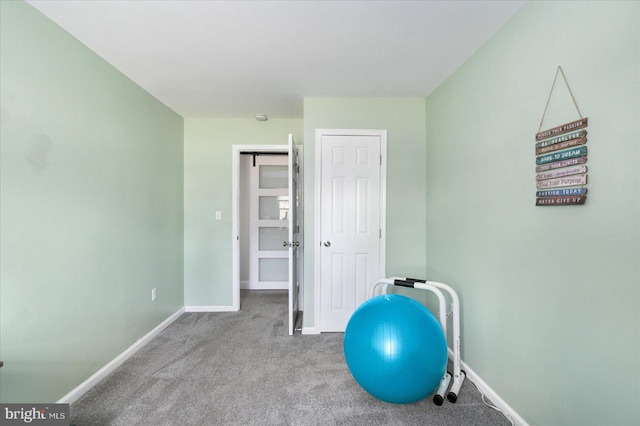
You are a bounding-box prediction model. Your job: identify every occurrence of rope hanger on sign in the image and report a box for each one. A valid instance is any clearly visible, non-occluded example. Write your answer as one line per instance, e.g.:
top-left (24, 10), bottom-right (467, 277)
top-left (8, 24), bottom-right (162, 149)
top-left (538, 66), bottom-right (583, 133)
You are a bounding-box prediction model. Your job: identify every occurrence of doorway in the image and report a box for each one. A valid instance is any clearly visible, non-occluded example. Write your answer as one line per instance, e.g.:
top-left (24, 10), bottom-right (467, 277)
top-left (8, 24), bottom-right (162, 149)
top-left (240, 153), bottom-right (289, 290)
top-left (314, 129), bottom-right (387, 333)
top-left (231, 140), bottom-right (303, 335)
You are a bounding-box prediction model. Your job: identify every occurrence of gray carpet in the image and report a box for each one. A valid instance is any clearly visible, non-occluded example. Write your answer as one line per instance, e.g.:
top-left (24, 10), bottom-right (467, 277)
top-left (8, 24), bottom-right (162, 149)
top-left (70, 291), bottom-right (511, 425)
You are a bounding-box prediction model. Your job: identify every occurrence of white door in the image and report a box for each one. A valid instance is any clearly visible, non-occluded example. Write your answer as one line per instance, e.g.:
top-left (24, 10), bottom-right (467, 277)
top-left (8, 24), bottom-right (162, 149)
top-left (248, 154), bottom-right (289, 290)
top-left (287, 135), bottom-right (300, 335)
top-left (317, 130), bottom-right (386, 332)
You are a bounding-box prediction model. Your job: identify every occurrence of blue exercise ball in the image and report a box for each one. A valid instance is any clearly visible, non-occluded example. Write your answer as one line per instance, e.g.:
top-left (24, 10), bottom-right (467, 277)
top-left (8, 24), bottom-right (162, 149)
top-left (344, 294), bottom-right (448, 404)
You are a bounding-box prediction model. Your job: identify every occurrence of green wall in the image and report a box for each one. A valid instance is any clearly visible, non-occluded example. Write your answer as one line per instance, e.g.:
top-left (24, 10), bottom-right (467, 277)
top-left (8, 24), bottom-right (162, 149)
top-left (183, 119), bottom-right (303, 306)
top-left (302, 98), bottom-right (429, 329)
top-left (0, 1), bottom-right (184, 403)
top-left (3, 1), bottom-right (638, 423)
top-left (424, 1), bottom-right (639, 425)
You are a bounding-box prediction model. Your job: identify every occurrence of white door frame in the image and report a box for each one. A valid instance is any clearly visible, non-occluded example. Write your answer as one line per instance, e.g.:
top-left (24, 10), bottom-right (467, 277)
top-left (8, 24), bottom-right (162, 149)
top-left (231, 144), bottom-right (304, 311)
top-left (312, 129), bottom-right (387, 333)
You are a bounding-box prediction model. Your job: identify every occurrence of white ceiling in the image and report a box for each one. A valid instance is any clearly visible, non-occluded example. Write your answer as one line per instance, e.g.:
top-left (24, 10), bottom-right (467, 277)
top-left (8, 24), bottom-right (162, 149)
top-left (26, 0), bottom-right (527, 119)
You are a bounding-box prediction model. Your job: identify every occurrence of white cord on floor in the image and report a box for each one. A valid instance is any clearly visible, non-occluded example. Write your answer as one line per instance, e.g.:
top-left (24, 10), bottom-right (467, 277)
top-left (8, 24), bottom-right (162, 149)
top-left (468, 378), bottom-right (515, 426)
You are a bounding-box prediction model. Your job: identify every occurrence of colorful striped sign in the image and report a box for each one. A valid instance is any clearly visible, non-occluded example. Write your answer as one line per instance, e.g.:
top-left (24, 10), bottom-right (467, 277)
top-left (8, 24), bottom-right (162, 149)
top-left (536, 146), bottom-right (587, 165)
top-left (535, 130), bottom-right (587, 149)
top-left (535, 156), bottom-right (586, 173)
top-left (535, 118), bottom-right (589, 141)
top-left (536, 164), bottom-right (587, 181)
top-left (536, 173), bottom-right (587, 189)
top-left (536, 195), bottom-right (587, 206)
top-left (536, 188), bottom-right (588, 197)
top-left (536, 136), bottom-right (587, 155)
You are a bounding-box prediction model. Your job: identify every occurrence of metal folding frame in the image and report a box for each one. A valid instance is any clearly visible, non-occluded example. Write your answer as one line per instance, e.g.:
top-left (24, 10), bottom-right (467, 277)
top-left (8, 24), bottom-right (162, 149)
top-left (371, 277), bottom-right (466, 405)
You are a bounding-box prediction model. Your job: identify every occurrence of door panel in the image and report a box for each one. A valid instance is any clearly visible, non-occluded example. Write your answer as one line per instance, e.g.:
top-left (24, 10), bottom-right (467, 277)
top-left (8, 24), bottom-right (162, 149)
top-left (320, 133), bottom-right (382, 332)
top-left (288, 134), bottom-right (300, 335)
top-left (259, 165), bottom-right (288, 189)
top-left (332, 178), bottom-right (345, 233)
top-left (259, 196), bottom-right (288, 220)
top-left (356, 178), bottom-right (370, 234)
top-left (259, 258), bottom-right (288, 281)
top-left (330, 253), bottom-right (345, 310)
top-left (258, 227), bottom-right (288, 250)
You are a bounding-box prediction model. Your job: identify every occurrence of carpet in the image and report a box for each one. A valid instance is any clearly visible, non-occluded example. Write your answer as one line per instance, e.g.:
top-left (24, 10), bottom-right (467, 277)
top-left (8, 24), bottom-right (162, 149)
top-left (70, 291), bottom-right (511, 425)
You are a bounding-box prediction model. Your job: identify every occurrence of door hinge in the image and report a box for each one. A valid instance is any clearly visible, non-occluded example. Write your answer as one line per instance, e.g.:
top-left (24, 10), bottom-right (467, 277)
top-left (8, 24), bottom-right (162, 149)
top-left (379, 228), bottom-right (382, 239)
top-left (380, 155), bottom-right (382, 165)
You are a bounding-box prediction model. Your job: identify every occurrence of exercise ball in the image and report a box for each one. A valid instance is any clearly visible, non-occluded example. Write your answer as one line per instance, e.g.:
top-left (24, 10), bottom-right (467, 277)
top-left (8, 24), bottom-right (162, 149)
top-left (343, 294), bottom-right (447, 404)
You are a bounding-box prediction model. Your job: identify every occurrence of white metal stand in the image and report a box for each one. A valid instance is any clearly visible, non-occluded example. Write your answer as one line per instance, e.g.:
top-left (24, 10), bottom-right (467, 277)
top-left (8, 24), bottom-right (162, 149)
top-left (371, 277), bottom-right (466, 405)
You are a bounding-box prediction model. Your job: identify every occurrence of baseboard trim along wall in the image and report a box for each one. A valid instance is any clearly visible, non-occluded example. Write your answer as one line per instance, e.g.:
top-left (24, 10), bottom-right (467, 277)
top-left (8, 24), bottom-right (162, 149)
top-left (184, 305), bottom-right (237, 312)
top-left (57, 307), bottom-right (185, 404)
top-left (301, 326), bottom-right (320, 335)
top-left (450, 349), bottom-right (530, 426)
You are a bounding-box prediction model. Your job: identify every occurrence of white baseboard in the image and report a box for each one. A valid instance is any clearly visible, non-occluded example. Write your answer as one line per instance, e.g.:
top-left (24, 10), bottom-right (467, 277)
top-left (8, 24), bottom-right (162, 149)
top-left (449, 349), bottom-right (529, 426)
top-left (57, 307), bottom-right (185, 404)
top-left (184, 305), bottom-right (238, 312)
top-left (241, 284), bottom-right (289, 291)
top-left (301, 326), bottom-right (320, 335)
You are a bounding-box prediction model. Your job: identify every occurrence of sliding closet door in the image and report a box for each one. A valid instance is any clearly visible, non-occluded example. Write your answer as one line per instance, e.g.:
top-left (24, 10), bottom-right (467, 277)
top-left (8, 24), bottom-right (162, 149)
top-left (248, 155), bottom-right (289, 290)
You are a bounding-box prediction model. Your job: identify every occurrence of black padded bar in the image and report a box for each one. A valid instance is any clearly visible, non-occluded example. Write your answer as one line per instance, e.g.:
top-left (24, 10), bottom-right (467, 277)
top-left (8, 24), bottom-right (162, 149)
top-left (405, 277), bottom-right (427, 284)
top-left (393, 279), bottom-right (415, 288)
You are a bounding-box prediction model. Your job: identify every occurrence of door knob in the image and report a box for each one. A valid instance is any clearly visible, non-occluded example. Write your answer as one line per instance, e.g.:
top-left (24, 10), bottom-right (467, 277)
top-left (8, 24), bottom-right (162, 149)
top-left (323, 241), bottom-right (331, 247)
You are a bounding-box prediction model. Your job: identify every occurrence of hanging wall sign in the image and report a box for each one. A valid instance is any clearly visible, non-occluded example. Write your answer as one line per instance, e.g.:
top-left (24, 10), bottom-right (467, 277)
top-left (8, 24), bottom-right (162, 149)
top-left (534, 66), bottom-right (588, 206)
top-left (536, 188), bottom-right (588, 197)
top-left (536, 130), bottom-right (587, 148)
top-left (536, 146), bottom-right (587, 165)
top-left (536, 195), bottom-right (587, 206)
top-left (535, 156), bottom-right (587, 173)
top-left (535, 130), bottom-right (586, 149)
top-left (536, 164), bottom-right (587, 181)
top-left (535, 118), bottom-right (588, 141)
top-left (535, 136), bottom-right (587, 155)
top-left (536, 174), bottom-right (587, 189)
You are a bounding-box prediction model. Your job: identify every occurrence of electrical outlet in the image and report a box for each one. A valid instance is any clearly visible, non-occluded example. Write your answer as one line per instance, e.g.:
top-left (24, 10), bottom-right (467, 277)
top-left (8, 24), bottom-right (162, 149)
top-left (215, 211), bottom-right (222, 221)
top-left (151, 288), bottom-right (157, 301)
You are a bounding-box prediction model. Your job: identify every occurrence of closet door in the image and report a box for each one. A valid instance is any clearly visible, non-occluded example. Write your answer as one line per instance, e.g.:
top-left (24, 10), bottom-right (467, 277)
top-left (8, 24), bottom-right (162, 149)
top-left (316, 130), bottom-right (386, 332)
top-left (248, 155), bottom-right (289, 290)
